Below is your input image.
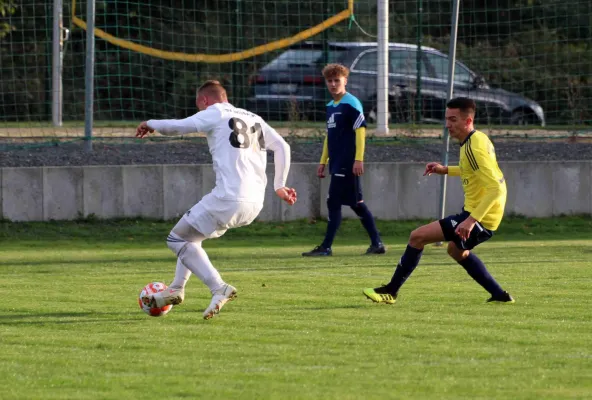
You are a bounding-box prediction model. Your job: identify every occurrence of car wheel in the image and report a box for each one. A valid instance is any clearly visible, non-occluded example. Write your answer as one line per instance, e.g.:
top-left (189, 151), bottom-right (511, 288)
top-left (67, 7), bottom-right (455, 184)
top-left (510, 109), bottom-right (539, 126)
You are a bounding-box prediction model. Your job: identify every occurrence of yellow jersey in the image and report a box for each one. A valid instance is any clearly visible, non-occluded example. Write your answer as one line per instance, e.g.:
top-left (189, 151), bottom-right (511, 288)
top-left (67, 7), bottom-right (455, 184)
top-left (447, 130), bottom-right (507, 231)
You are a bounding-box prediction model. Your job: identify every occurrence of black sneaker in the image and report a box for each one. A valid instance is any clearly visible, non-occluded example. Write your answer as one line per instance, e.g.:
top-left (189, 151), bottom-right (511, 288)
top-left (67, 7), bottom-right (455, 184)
top-left (362, 285), bottom-right (397, 304)
top-left (302, 245), bottom-right (332, 257)
top-left (486, 291), bottom-right (515, 303)
top-left (364, 243), bottom-right (386, 255)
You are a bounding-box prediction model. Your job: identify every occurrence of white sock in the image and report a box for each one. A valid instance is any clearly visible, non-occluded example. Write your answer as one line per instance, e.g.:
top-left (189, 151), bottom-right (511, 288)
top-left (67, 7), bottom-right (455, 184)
top-left (179, 242), bottom-right (225, 294)
top-left (167, 218), bottom-right (226, 294)
top-left (169, 258), bottom-right (191, 289)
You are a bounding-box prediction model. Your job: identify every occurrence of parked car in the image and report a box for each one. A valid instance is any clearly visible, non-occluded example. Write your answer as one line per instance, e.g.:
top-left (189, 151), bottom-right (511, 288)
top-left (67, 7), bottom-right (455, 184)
top-left (246, 41), bottom-right (546, 126)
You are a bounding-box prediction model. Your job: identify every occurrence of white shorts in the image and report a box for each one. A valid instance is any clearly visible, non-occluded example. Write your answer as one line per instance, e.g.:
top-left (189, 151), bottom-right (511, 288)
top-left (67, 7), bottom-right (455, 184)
top-left (183, 193), bottom-right (263, 239)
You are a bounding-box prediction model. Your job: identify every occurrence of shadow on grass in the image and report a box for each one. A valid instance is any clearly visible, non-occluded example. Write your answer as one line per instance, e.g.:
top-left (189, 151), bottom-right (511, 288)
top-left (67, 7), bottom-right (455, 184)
top-left (299, 304), bottom-right (368, 311)
top-left (0, 311), bottom-right (145, 326)
top-left (0, 312), bottom-right (99, 320)
top-left (0, 253), bottom-right (390, 267)
top-left (3, 255), bottom-right (584, 270)
top-left (0, 258), bottom-right (175, 267)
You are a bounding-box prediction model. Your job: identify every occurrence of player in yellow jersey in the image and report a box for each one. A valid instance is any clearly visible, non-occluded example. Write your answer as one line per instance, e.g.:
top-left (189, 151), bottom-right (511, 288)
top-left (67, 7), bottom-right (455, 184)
top-left (363, 97), bottom-right (514, 304)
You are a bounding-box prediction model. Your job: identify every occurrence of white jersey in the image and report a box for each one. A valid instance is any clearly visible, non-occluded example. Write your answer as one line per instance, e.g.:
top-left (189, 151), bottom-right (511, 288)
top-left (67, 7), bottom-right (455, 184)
top-left (147, 103), bottom-right (290, 203)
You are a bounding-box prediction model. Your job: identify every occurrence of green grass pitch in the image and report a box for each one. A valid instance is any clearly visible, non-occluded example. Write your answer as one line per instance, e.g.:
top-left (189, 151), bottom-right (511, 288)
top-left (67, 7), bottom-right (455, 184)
top-left (1, 217), bottom-right (591, 399)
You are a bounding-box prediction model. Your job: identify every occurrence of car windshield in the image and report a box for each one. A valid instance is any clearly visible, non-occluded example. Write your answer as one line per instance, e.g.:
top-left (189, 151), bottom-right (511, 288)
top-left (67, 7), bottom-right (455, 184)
top-left (263, 49), bottom-right (344, 69)
top-left (424, 53), bottom-right (474, 83)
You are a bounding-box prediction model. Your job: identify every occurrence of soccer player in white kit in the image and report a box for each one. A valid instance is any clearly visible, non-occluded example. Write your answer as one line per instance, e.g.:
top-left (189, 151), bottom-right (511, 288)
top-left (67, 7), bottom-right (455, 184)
top-left (135, 80), bottom-right (297, 319)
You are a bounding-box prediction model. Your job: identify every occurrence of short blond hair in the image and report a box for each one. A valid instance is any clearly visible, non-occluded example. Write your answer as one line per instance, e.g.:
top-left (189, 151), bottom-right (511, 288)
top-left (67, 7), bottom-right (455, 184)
top-left (322, 63), bottom-right (349, 79)
top-left (197, 80), bottom-right (227, 99)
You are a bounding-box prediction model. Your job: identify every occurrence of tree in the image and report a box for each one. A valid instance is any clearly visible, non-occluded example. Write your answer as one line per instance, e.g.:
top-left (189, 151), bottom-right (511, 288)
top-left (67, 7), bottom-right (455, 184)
top-left (0, 0), bottom-right (16, 39)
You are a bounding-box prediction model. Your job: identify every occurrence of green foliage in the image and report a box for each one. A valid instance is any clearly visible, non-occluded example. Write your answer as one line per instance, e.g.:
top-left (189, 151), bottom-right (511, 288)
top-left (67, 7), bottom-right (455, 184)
top-left (0, 0), bottom-right (590, 124)
top-left (424, 29), bottom-right (592, 125)
top-left (0, 1), bottom-right (17, 39)
top-left (0, 1), bottom-right (49, 121)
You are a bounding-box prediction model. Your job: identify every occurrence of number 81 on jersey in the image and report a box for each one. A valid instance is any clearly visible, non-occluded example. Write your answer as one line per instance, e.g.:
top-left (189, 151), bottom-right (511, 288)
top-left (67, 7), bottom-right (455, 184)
top-left (228, 117), bottom-right (265, 151)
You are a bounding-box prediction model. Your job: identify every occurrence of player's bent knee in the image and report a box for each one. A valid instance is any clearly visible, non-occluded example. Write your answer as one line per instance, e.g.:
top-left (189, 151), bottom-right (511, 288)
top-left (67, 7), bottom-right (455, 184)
top-left (167, 231), bottom-right (188, 257)
top-left (351, 201), bottom-right (368, 216)
top-left (408, 228), bottom-right (425, 247)
top-left (447, 242), bottom-right (469, 261)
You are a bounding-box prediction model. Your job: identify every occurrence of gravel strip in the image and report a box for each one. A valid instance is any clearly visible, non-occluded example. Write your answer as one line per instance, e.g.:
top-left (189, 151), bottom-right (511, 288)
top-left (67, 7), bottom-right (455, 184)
top-left (1, 138), bottom-right (592, 167)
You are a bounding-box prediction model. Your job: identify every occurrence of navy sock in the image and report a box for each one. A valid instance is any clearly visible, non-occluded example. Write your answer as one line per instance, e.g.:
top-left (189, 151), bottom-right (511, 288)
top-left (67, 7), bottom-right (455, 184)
top-left (321, 206), bottom-right (342, 249)
top-left (352, 202), bottom-right (381, 247)
top-left (387, 244), bottom-right (423, 294)
top-left (458, 253), bottom-right (504, 296)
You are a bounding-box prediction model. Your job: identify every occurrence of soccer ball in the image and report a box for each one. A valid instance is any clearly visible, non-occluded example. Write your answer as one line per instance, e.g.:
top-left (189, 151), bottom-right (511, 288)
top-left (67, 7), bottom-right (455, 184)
top-left (138, 282), bottom-right (173, 317)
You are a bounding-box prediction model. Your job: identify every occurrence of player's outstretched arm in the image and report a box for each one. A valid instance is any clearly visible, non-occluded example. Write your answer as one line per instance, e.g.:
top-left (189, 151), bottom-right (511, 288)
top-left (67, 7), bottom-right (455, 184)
top-left (141, 117), bottom-right (200, 137)
top-left (136, 121), bottom-right (154, 138)
top-left (424, 162), bottom-right (448, 176)
top-left (135, 108), bottom-right (220, 138)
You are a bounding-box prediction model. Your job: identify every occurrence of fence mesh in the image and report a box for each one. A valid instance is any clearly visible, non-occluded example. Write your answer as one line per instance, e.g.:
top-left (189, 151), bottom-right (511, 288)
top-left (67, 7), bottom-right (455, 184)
top-left (0, 0), bottom-right (590, 144)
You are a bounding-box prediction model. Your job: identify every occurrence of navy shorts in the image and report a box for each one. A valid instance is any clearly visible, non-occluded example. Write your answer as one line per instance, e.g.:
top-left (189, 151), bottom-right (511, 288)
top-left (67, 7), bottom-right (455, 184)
top-left (439, 210), bottom-right (494, 250)
top-left (328, 174), bottom-right (363, 207)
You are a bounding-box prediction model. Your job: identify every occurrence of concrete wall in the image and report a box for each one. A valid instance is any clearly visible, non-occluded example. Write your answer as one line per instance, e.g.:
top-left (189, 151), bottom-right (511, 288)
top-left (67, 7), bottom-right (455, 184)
top-left (1, 161), bottom-right (590, 222)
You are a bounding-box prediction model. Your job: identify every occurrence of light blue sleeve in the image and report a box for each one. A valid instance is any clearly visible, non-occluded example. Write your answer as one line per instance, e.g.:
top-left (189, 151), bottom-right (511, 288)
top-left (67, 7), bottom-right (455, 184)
top-left (341, 94), bottom-right (366, 129)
